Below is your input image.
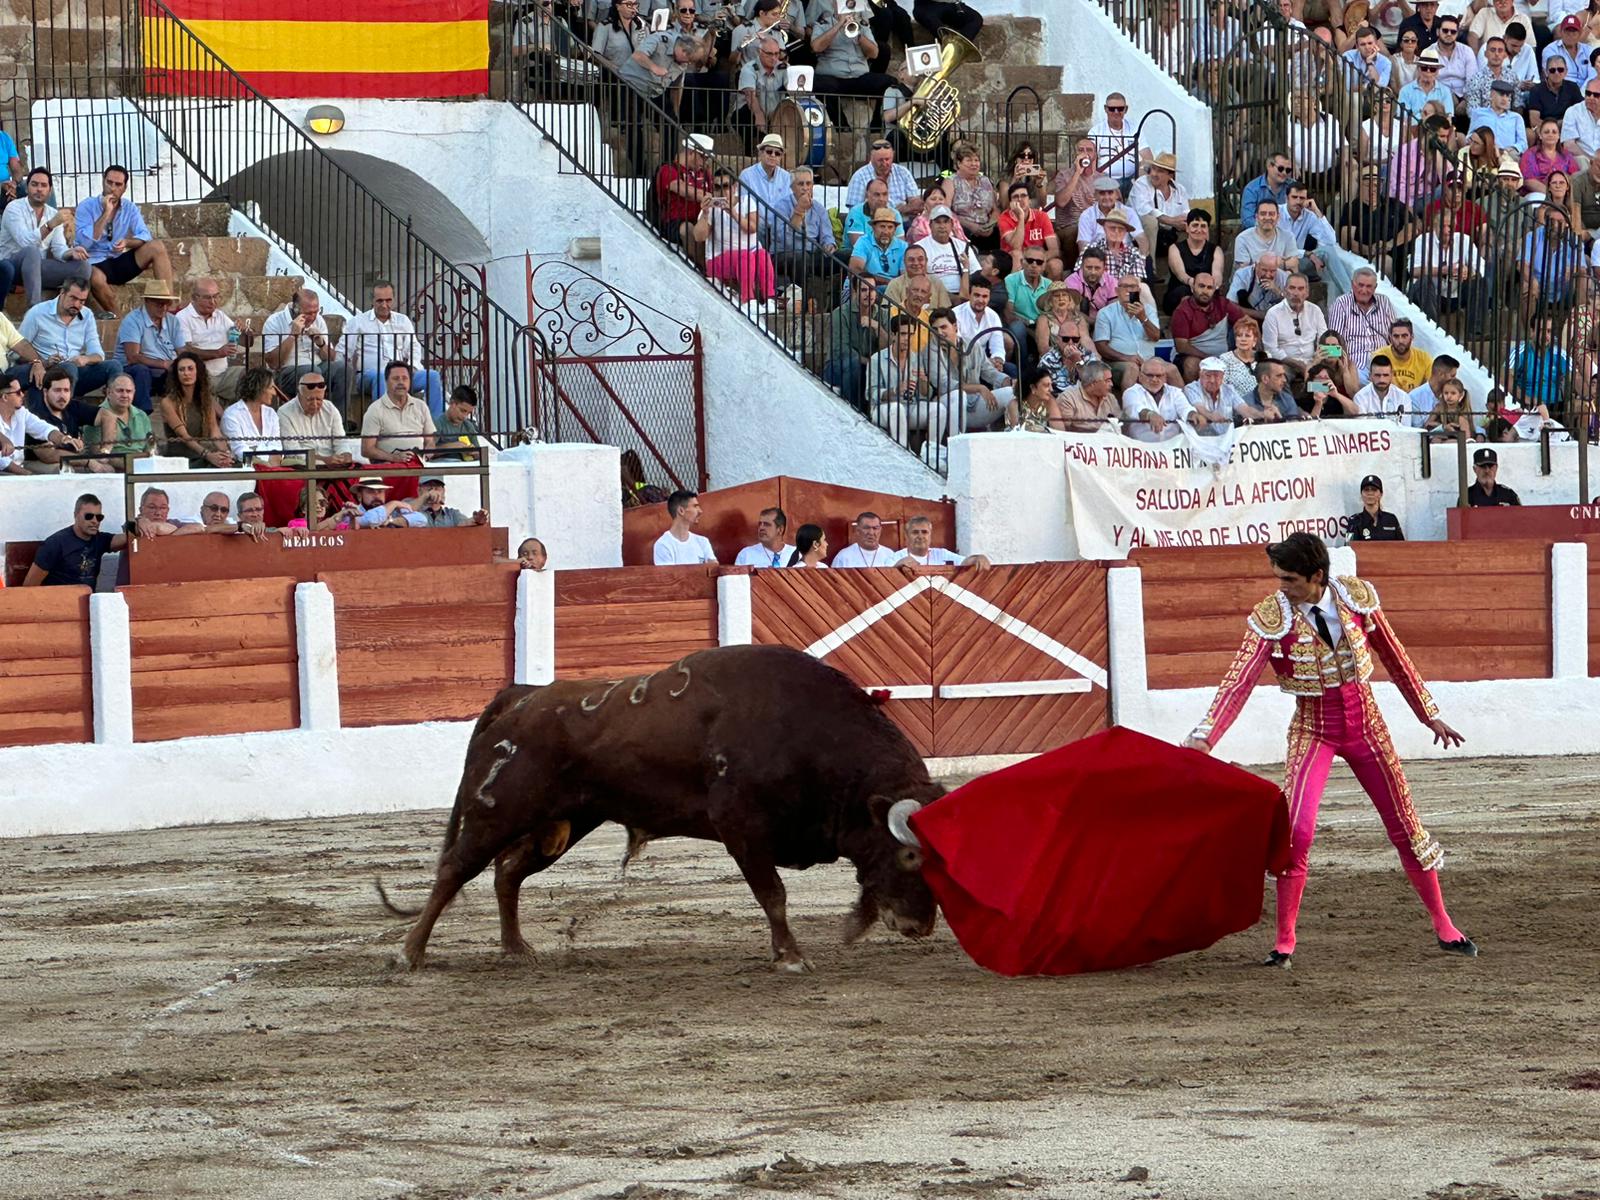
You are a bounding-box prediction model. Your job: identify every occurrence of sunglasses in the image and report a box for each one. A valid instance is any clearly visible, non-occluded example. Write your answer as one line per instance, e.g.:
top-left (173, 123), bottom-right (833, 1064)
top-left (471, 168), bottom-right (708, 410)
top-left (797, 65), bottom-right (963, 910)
top-left (677, 5), bottom-right (695, 11)
top-left (1018, 151), bottom-right (1035, 160)
top-left (1419, 64), bottom-right (1438, 71)
top-left (202, 504), bottom-right (228, 512)
top-left (1105, 105), bottom-right (1126, 113)
top-left (761, 147), bottom-right (782, 155)
top-left (82, 513), bottom-right (105, 521)
top-left (1550, 64), bottom-right (1567, 72)
top-left (300, 381), bottom-right (327, 389)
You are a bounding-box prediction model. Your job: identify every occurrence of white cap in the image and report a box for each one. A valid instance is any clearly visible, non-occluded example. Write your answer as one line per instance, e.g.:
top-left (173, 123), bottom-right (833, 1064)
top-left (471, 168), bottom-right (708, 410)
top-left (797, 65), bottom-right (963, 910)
top-left (1198, 356), bottom-right (1227, 373)
top-left (927, 204), bottom-right (954, 221)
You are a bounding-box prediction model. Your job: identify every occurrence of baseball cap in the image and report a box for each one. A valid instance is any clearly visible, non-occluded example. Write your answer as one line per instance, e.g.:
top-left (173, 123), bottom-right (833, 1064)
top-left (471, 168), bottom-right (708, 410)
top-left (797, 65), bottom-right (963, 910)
top-left (682, 132), bottom-right (714, 156)
top-left (420, 476), bottom-right (446, 487)
top-left (1198, 356), bottom-right (1228, 373)
top-left (1561, 13), bottom-right (1583, 31)
top-left (1473, 447), bottom-right (1498, 466)
top-left (927, 204), bottom-right (954, 221)
top-left (1092, 174), bottom-right (1118, 191)
top-left (1360, 475), bottom-right (1383, 492)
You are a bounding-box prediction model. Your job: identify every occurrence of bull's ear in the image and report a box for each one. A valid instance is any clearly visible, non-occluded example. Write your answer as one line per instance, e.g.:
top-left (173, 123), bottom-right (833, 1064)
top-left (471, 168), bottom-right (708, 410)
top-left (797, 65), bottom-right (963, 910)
top-left (867, 794), bottom-right (895, 825)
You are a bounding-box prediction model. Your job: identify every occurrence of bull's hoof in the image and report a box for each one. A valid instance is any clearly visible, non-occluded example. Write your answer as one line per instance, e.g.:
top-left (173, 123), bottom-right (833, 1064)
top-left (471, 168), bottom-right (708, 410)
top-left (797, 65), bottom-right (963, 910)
top-left (394, 949), bottom-right (424, 971)
top-left (501, 938), bottom-right (536, 960)
top-left (775, 956), bottom-right (813, 974)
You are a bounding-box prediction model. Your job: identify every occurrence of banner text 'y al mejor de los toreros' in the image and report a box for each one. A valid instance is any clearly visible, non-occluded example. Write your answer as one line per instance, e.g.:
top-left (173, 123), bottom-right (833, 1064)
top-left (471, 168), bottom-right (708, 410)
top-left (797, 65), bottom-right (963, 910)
top-left (1062, 421), bottom-right (1404, 558)
top-left (142, 0), bottom-right (489, 99)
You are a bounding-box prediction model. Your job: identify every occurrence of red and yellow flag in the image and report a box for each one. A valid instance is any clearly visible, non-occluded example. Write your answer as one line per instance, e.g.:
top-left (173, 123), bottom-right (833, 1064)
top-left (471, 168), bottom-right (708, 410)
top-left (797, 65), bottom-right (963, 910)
top-left (144, 0), bottom-right (489, 98)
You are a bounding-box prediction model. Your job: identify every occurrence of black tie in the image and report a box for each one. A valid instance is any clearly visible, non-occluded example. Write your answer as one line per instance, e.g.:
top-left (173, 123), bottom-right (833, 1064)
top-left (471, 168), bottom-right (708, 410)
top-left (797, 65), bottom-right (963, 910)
top-left (1312, 605), bottom-right (1335, 648)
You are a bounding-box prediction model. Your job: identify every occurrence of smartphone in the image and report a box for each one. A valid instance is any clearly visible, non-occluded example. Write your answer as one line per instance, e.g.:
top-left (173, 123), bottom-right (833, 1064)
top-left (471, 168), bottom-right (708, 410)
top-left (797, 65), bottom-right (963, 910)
top-left (1324, 345), bottom-right (1342, 358)
top-left (1309, 380), bottom-right (1331, 395)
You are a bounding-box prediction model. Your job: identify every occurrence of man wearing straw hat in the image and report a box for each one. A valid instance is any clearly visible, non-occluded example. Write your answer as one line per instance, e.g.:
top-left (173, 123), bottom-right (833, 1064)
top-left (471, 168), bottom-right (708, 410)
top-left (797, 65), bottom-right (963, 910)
top-left (113, 280), bottom-right (184, 415)
top-left (1128, 152), bottom-right (1190, 276)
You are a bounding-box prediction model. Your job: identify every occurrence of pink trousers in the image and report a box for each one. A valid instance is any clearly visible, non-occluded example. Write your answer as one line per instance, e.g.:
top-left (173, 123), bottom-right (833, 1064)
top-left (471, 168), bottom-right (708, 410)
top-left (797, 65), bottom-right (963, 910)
top-left (706, 249), bottom-right (776, 303)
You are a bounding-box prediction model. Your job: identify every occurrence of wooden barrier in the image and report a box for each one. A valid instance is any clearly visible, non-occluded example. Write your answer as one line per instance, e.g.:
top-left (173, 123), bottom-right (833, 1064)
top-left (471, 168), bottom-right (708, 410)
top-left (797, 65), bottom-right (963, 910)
top-left (120, 577), bottom-right (299, 742)
top-left (1582, 537), bottom-right (1600, 678)
top-left (125, 524), bottom-right (505, 584)
top-left (0, 586), bottom-right (93, 748)
top-left (319, 564), bottom-right (518, 726)
top-left (554, 566), bottom-right (719, 679)
top-left (1132, 546), bottom-right (1276, 691)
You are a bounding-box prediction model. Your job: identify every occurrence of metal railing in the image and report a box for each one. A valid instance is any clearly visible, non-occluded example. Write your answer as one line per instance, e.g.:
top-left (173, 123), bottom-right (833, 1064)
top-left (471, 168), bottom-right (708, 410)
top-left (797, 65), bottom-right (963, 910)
top-left (16, 0), bottom-right (548, 434)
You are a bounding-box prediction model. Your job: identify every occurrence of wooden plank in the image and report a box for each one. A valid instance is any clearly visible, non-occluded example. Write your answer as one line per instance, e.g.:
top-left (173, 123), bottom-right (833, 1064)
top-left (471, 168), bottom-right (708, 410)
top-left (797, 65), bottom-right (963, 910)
top-left (319, 563), bottom-right (518, 609)
top-left (339, 684), bottom-right (503, 727)
top-left (1372, 645), bottom-right (1549, 682)
top-left (1356, 541), bottom-right (1553, 574)
top-left (0, 709), bottom-right (93, 748)
top-left (128, 646), bottom-right (296, 674)
top-left (128, 612), bottom-right (295, 659)
top-left (0, 648), bottom-right (94, 679)
top-left (553, 642), bottom-right (717, 677)
top-left (0, 586), bottom-right (90, 622)
top-left (135, 697), bottom-right (298, 743)
top-left (0, 620), bottom-right (91, 661)
top-left (130, 662), bottom-right (299, 709)
top-left (555, 566), bottom-right (719, 606)
top-left (337, 604), bottom-right (517, 651)
top-left (554, 617), bottom-right (718, 650)
top-left (6, 673), bottom-right (93, 715)
top-left (336, 644), bottom-right (513, 690)
top-left (120, 577), bottom-right (297, 621)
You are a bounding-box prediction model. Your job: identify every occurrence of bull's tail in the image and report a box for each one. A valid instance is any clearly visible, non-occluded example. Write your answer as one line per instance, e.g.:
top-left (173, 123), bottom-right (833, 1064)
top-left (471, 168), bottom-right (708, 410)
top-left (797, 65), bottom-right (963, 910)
top-left (374, 877), bottom-right (425, 918)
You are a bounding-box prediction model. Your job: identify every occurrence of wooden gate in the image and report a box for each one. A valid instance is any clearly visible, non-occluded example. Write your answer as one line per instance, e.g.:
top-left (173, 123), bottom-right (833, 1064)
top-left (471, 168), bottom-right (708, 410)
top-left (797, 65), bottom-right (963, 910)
top-left (751, 564), bottom-right (1110, 757)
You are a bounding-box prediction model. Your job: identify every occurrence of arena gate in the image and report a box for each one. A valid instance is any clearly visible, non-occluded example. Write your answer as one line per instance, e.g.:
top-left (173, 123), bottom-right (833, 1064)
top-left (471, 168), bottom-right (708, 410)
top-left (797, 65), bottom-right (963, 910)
top-left (750, 564), bottom-right (1111, 757)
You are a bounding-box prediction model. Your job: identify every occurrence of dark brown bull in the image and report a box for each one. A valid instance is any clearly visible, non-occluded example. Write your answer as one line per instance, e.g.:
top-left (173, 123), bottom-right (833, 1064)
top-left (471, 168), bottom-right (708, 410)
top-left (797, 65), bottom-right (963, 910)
top-left (379, 644), bottom-right (943, 972)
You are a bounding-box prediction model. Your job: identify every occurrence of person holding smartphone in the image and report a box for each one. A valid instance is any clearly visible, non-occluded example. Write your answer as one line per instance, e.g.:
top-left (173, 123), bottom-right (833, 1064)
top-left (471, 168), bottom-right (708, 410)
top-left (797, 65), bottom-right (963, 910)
top-left (1312, 329), bottom-right (1362, 398)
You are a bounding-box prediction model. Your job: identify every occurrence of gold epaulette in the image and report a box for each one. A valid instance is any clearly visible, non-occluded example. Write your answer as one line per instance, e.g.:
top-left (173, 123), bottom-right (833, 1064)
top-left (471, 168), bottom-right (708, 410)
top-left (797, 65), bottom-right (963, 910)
top-left (1246, 592), bottom-right (1293, 642)
top-left (1333, 575), bottom-right (1380, 614)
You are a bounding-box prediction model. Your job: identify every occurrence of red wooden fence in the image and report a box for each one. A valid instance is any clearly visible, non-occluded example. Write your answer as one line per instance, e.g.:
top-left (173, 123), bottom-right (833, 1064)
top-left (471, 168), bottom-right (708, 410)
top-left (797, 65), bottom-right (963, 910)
top-left (0, 586), bottom-right (92, 748)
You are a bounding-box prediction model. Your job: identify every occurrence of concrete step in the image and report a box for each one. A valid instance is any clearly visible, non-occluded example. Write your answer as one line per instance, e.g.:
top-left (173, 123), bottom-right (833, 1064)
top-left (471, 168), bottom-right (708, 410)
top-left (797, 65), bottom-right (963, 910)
top-left (975, 17), bottom-right (1044, 66)
top-left (143, 202), bottom-right (233, 240)
top-left (155, 235), bottom-right (272, 279)
top-left (115, 271), bottom-right (303, 316)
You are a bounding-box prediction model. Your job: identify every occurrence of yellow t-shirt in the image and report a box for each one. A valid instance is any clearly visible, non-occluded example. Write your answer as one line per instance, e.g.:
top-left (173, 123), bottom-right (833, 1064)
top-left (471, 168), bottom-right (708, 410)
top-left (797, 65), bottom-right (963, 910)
top-left (1373, 345), bottom-right (1432, 393)
top-left (0, 312), bottom-right (22, 354)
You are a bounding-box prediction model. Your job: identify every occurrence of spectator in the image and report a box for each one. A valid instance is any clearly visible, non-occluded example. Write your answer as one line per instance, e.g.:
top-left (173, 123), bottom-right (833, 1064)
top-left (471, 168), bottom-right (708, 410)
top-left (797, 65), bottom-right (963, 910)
top-left (278, 371), bottom-right (350, 465)
top-left (590, 0), bottom-right (645, 69)
top-left (1054, 359), bottom-right (1120, 433)
top-left (341, 477), bottom-right (426, 530)
top-left (1284, 94), bottom-right (1342, 202)
top-left (23, 367), bottom-right (104, 473)
top-left (1433, 14), bottom-right (1475, 101)
top-left (620, 447), bottom-right (670, 508)
top-left (1311, 329), bottom-right (1363, 398)
top-left (222, 365), bottom-right (284, 464)
top-left (1301, 360), bottom-right (1359, 418)
top-left (1339, 166), bottom-right (1417, 280)
top-left (809, 5), bottom-right (894, 119)
top-left (1491, 21), bottom-right (1540, 101)
top-left (768, 166), bottom-right (836, 297)
top-left (1262, 273), bottom-right (1327, 375)
top-left (930, 305), bottom-right (1011, 433)
top-left (1164, 209), bottom-right (1224, 316)
top-left (433, 385), bottom-right (483, 461)
top-left (1542, 14), bottom-right (1593, 89)
top-left (517, 536), bottom-right (548, 570)
top-left (1051, 136), bottom-right (1103, 267)
top-left (740, 133), bottom-right (792, 213)
top-left (1409, 357), bottom-right (1463, 434)
top-left (848, 206), bottom-right (909, 297)
top-left (21, 494), bottom-right (127, 586)
top-left (343, 281), bottom-right (442, 414)
top-left (0, 167), bottom-right (91, 307)
top-left (1006, 363), bottom-right (1065, 433)
top-left (1005, 142), bottom-right (1050, 210)
top-left (831, 510), bottom-right (899, 568)
top-left (954, 275), bottom-right (1007, 373)
top-left (655, 134), bottom-right (715, 248)
top-left (1236, 359), bottom-right (1305, 424)
top-left (173, 276), bottom-right (248, 401)
top-left (949, 142), bottom-right (1000, 252)
top-left (734, 506), bottom-right (794, 567)
top-left (125, 486), bottom-right (181, 537)
top-left (1395, 0), bottom-right (1441, 54)
top-left (998, 181), bottom-right (1061, 281)
top-left (884, 246), bottom-right (951, 311)
top-left (1172, 272), bottom-right (1247, 382)
top-left (783, 523), bottom-right (828, 568)
top-left (885, 275), bottom-right (935, 352)
top-left (1392, 27), bottom-right (1423, 91)
top-left (1063, 246), bottom-right (1119, 317)
top-left (1039, 296), bottom-right (1096, 385)
top-left (235, 491), bottom-right (273, 538)
top-left (1520, 206), bottom-right (1585, 316)
top-left (1239, 149), bottom-right (1294, 228)
top-left (1002, 248), bottom-right (1053, 365)
top-left (893, 514), bottom-right (989, 572)
top-left (823, 282), bottom-right (883, 411)
top-left (158, 351), bottom-right (233, 468)
top-left (14, 280), bottom-right (114, 402)
top-left (261, 288), bottom-right (346, 411)
top-left (734, 36), bottom-right (787, 146)
top-left (73, 164), bottom-right (174, 317)
top-left (1079, 205), bottom-right (1148, 285)
top-left (1529, 57), bottom-right (1583, 134)
top-left (867, 314), bottom-right (954, 466)
top-left (1465, 40), bottom-right (1522, 121)
top-left (1229, 252), bottom-right (1290, 315)
top-left (1216, 316), bottom-right (1264, 400)
top-left (177, 490), bottom-right (235, 534)
top-left (1075, 176), bottom-right (1137, 257)
top-left (1342, 24), bottom-right (1393, 89)
top-left (1352, 354), bottom-right (1411, 420)
top-left (1423, 171), bottom-right (1488, 241)
top-left (1088, 92), bottom-right (1138, 192)
top-left (415, 476), bottom-right (488, 528)
top-left (1282, 183), bottom-right (1346, 292)
top-left (93, 373), bottom-right (151, 464)
top-left (696, 167), bottom-right (776, 313)
top-left (917, 206), bottom-right (982, 298)
top-left (113, 283), bottom-right (183, 414)
top-left (1509, 315), bottom-right (1571, 413)
top-left (1128, 152), bottom-right (1189, 279)
top-left (1233, 198), bottom-right (1300, 276)
top-left (845, 139), bottom-right (920, 219)
top-left (1522, 119), bottom-right (1580, 195)
top-left (1122, 359), bottom-right (1205, 441)
top-left (1576, 154), bottom-right (1600, 245)
top-left (1, 373), bottom-right (81, 474)
top-left (1467, 446), bottom-right (1522, 504)
top-left (1492, 378), bottom-right (1561, 437)
top-left (286, 486), bottom-right (340, 532)
top-left (1348, 475), bottom-right (1405, 540)
top-left (1095, 274), bottom-right (1168, 390)
top-left (1467, 0), bottom-right (1519, 52)
top-left (1388, 114), bottom-right (1454, 213)
top-left (361, 361), bottom-right (437, 464)
top-left (1565, 78), bottom-right (1600, 171)
top-left (1183, 358), bottom-right (1242, 433)
top-left (1408, 208), bottom-right (1488, 334)
top-left (843, 177), bottom-right (903, 258)
top-left (1424, 376), bottom-right (1478, 441)
top-left (1375, 318), bottom-right (1433, 391)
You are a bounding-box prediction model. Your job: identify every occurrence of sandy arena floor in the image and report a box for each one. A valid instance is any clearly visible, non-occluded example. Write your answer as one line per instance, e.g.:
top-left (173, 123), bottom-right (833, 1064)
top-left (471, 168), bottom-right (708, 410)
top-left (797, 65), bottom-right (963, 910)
top-left (3, 756), bottom-right (1598, 1200)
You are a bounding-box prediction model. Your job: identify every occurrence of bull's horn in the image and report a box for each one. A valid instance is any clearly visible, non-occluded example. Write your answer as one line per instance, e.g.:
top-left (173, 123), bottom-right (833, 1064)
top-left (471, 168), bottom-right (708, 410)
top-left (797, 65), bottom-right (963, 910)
top-left (886, 799), bottom-right (922, 847)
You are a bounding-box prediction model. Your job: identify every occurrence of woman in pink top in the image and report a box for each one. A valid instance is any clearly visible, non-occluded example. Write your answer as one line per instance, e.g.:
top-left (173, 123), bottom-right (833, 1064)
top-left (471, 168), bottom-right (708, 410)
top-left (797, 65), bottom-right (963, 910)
top-left (1520, 120), bottom-right (1579, 195)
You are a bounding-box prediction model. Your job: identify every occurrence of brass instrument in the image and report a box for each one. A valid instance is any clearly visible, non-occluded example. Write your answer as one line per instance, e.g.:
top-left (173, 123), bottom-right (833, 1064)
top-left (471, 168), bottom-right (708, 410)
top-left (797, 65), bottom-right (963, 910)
top-left (902, 29), bottom-right (980, 153)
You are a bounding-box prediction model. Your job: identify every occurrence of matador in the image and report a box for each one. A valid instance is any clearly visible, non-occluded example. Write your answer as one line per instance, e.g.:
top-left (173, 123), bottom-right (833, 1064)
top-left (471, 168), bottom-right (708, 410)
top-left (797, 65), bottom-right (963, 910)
top-left (1183, 533), bottom-right (1478, 967)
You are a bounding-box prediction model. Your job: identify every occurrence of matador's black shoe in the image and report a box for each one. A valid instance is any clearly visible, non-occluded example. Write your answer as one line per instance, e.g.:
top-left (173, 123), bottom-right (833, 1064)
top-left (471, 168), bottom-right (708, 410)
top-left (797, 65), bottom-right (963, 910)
top-left (1259, 950), bottom-right (1293, 968)
top-left (1438, 935), bottom-right (1479, 958)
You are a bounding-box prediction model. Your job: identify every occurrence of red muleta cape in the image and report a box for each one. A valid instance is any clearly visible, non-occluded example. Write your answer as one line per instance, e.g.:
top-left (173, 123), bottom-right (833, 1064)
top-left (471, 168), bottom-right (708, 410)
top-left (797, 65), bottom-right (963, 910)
top-left (911, 727), bottom-right (1291, 976)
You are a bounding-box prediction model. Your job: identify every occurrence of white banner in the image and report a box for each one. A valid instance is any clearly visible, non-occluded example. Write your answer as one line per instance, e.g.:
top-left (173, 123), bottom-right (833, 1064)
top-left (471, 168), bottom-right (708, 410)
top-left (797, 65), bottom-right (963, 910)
top-left (1063, 420), bottom-right (1407, 557)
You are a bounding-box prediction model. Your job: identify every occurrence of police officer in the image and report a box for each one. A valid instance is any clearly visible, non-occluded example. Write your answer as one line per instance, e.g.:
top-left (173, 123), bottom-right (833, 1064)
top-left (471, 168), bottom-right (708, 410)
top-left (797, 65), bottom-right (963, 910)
top-left (1348, 474), bottom-right (1405, 541)
top-left (1467, 447), bottom-right (1522, 507)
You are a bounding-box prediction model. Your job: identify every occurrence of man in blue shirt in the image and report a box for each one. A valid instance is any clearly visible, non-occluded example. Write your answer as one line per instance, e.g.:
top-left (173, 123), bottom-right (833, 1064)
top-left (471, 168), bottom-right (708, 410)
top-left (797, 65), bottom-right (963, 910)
top-left (12, 279), bottom-right (115, 402)
top-left (21, 493), bottom-right (129, 587)
top-left (1398, 48), bottom-right (1454, 118)
top-left (1520, 210), bottom-right (1585, 308)
top-left (1239, 150), bottom-right (1293, 228)
top-left (1510, 316), bottom-right (1571, 411)
top-left (113, 284), bottom-right (185, 413)
top-left (767, 166), bottom-right (839, 304)
top-left (1468, 79), bottom-right (1529, 154)
top-left (73, 164), bottom-right (174, 316)
top-left (1342, 26), bottom-right (1392, 90)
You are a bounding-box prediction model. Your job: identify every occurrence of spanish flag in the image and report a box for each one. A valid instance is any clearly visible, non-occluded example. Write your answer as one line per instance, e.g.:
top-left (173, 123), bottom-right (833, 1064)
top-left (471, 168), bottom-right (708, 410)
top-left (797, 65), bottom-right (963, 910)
top-left (143, 0), bottom-right (489, 98)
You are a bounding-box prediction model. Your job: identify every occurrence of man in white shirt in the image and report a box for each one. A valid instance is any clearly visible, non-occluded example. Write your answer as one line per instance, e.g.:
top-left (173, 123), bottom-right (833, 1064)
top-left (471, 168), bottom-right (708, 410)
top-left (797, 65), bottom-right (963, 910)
top-left (954, 278), bottom-right (1006, 369)
top-left (1088, 92), bottom-right (1138, 189)
top-left (0, 372), bottom-right (83, 473)
top-left (1261, 274), bottom-right (1328, 376)
top-left (173, 276), bottom-right (247, 400)
top-left (0, 166), bottom-right (92, 307)
top-left (653, 489), bottom-right (718, 565)
top-left (830, 510), bottom-right (900, 568)
top-left (891, 514), bottom-right (990, 574)
top-left (1182, 357), bottom-right (1242, 434)
top-left (1562, 78), bottom-right (1600, 166)
top-left (1127, 152), bottom-right (1190, 270)
top-left (342, 280), bottom-right (441, 412)
top-left (277, 371), bottom-right (352, 464)
top-left (261, 287), bottom-right (348, 413)
top-left (916, 207), bottom-right (981, 297)
top-left (1350, 354), bottom-right (1410, 420)
top-left (732, 506), bottom-right (794, 567)
top-left (1121, 361), bottom-right (1203, 441)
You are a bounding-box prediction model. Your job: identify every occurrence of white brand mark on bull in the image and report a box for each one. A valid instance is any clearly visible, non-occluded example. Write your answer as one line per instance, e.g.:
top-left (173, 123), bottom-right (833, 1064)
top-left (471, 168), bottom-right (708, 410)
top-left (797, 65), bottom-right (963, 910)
top-left (476, 739), bottom-right (517, 807)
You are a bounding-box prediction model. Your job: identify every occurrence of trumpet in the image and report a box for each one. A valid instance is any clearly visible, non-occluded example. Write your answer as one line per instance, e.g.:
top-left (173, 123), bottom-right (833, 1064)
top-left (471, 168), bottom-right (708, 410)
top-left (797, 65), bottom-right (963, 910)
top-left (843, 15), bottom-right (860, 36)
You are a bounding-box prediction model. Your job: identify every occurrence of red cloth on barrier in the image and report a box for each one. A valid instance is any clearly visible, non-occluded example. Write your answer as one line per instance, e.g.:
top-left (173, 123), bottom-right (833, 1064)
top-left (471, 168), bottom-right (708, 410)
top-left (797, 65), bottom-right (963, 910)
top-left (252, 458), bottom-right (420, 528)
top-left (911, 727), bottom-right (1291, 976)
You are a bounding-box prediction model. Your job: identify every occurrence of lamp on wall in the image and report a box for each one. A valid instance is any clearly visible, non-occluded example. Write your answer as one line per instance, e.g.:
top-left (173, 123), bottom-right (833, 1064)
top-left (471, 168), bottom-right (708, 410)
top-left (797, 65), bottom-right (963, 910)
top-left (305, 105), bottom-right (346, 136)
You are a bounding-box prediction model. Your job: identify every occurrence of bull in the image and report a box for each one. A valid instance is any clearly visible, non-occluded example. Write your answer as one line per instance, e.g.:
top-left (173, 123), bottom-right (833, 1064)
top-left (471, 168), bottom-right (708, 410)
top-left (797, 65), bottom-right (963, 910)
top-left (379, 644), bottom-right (942, 972)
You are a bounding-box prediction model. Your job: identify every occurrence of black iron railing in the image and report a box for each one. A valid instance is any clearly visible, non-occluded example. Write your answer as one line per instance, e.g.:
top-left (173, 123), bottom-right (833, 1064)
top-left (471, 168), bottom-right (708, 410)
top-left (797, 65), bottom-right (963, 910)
top-left (15, 0), bottom-right (547, 434)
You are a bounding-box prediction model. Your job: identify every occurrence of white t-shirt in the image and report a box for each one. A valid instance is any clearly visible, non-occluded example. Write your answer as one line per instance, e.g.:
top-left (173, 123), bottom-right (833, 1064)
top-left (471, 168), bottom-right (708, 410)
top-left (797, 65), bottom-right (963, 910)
top-left (789, 560), bottom-right (829, 568)
top-left (733, 541), bottom-right (795, 567)
top-left (831, 542), bottom-right (900, 568)
top-left (705, 200), bottom-right (760, 259)
top-left (220, 399), bottom-right (282, 459)
top-left (955, 302), bottom-right (1005, 362)
top-left (653, 529), bottom-right (717, 565)
top-left (892, 547), bottom-right (963, 565)
top-left (260, 305), bottom-right (330, 371)
top-left (915, 234), bottom-right (981, 294)
top-left (174, 303), bottom-right (237, 379)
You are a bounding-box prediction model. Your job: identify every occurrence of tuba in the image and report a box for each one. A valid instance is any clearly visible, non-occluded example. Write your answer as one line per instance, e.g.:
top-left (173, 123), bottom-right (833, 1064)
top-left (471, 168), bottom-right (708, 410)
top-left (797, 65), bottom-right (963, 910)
top-left (902, 29), bottom-right (981, 153)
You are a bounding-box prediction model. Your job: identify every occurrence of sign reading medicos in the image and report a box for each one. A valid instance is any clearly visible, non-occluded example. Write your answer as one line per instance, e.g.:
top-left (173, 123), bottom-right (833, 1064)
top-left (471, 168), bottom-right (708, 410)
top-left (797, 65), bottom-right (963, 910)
top-left (1061, 420), bottom-right (1403, 557)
